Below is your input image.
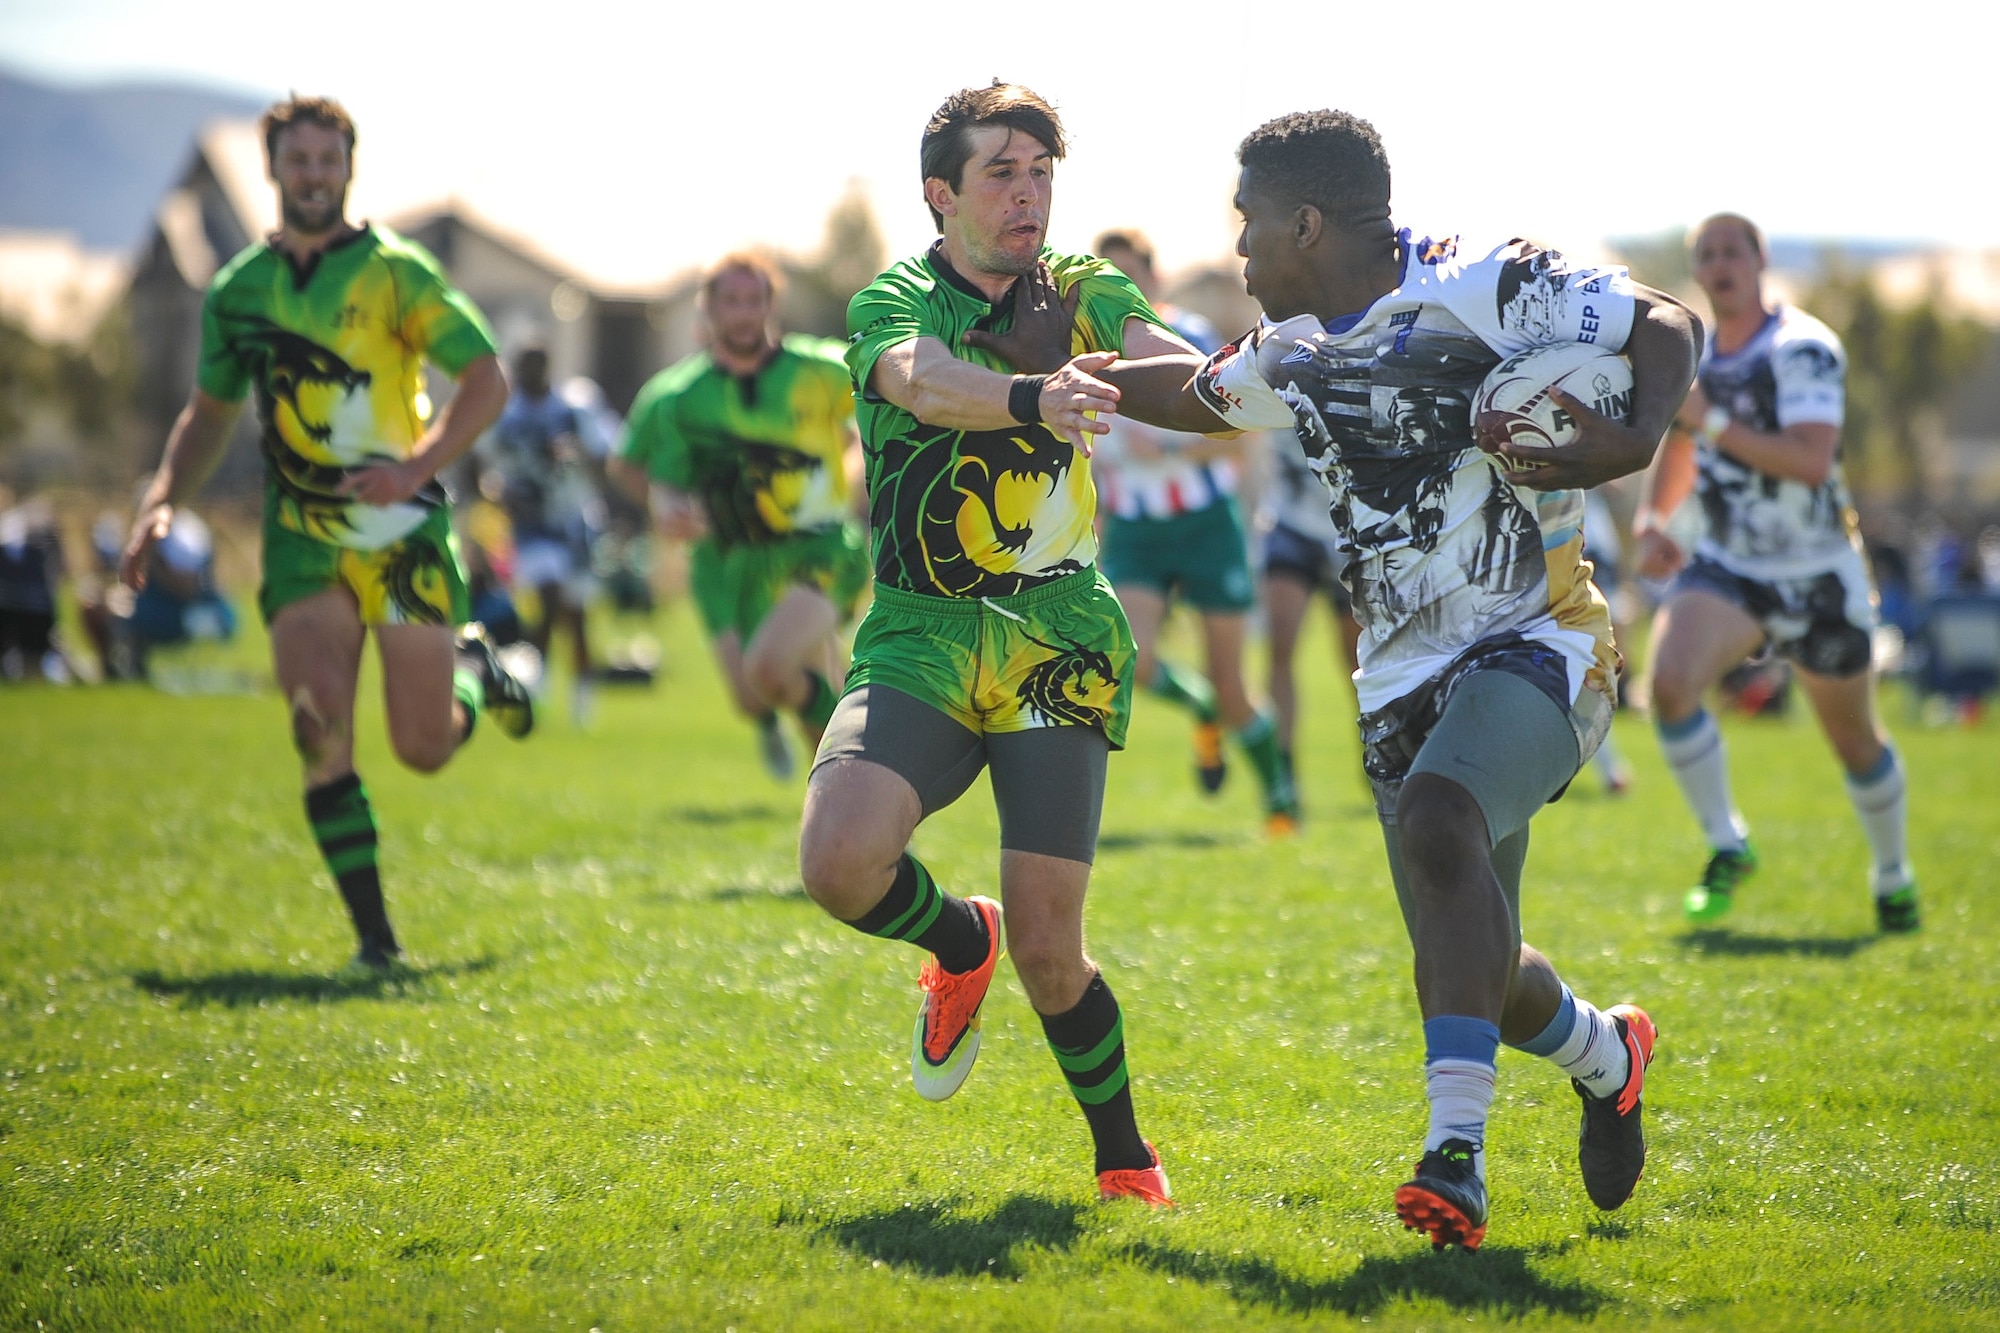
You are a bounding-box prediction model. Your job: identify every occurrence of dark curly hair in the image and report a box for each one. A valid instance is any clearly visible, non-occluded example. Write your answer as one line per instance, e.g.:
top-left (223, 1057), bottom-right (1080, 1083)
top-left (1236, 110), bottom-right (1390, 226)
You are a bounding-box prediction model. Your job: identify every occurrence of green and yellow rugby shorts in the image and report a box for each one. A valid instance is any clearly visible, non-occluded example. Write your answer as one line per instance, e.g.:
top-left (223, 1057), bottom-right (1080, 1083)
top-left (260, 504), bottom-right (469, 627)
top-left (727, 524), bottom-right (871, 641)
top-left (843, 566), bottom-right (1136, 749)
top-left (689, 537), bottom-right (733, 637)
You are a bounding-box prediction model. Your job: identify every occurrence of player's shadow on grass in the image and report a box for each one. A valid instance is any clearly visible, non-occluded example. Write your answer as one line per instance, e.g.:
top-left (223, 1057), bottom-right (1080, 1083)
top-left (1096, 829), bottom-right (1240, 853)
top-left (708, 882), bottom-right (808, 903)
top-left (130, 954), bottom-right (500, 1007)
top-left (1119, 1239), bottom-right (1605, 1319)
top-left (660, 803), bottom-right (786, 827)
top-left (1679, 929), bottom-right (1880, 959)
top-left (826, 1194), bottom-right (1084, 1278)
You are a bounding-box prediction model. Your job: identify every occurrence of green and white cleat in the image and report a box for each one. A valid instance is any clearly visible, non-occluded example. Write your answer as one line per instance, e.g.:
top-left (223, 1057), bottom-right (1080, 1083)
top-left (1873, 866), bottom-right (1920, 933)
top-left (1684, 841), bottom-right (1757, 924)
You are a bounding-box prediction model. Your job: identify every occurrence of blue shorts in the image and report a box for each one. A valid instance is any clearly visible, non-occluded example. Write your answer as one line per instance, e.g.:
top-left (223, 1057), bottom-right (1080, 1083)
top-left (1673, 550), bottom-right (1875, 679)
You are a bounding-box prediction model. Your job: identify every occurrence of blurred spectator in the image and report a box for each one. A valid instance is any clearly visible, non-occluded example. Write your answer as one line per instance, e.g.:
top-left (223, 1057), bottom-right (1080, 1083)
top-left (0, 489), bottom-right (71, 682)
top-left (80, 507), bottom-right (236, 681)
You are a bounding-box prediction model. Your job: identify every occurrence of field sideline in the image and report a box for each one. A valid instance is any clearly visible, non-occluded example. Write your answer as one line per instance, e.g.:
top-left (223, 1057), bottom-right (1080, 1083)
top-left (3, 602), bottom-right (1996, 1331)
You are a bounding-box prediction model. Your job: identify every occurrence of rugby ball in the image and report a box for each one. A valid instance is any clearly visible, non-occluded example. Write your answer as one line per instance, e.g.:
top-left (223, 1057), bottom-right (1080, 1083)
top-left (1474, 343), bottom-right (1634, 466)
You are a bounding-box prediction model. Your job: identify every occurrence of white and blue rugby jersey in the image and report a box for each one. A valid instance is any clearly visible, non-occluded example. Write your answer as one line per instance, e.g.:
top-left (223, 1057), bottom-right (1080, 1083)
top-left (1195, 231), bottom-right (1634, 712)
top-left (1692, 305), bottom-right (1861, 578)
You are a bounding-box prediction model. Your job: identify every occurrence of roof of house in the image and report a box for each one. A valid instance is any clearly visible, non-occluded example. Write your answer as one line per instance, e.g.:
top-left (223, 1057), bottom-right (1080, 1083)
top-left (0, 229), bottom-right (130, 343)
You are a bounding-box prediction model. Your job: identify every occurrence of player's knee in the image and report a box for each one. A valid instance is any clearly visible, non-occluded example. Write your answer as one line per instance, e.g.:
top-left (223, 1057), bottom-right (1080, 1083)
top-left (389, 724), bottom-right (454, 775)
top-left (744, 651), bottom-right (794, 704)
top-left (797, 820), bottom-right (877, 916)
top-left (1395, 776), bottom-right (1487, 876)
top-left (1646, 666), bottom-right (1701, 722)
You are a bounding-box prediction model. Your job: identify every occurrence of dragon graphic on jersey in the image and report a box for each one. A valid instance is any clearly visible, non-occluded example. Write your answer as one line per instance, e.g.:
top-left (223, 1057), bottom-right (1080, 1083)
top-left (229, 316), bottom-right (372, 447)
top-left (380, 531), bottom-right (454, 625)
top-left (874, 423), bottom-right (1084, 597)
top-left (1016, 630), bottom-right (1119, 728)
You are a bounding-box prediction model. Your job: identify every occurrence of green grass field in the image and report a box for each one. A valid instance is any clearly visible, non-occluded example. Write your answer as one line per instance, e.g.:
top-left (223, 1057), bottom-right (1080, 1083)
top-left (3, 601), bottom-right (1996, 1331)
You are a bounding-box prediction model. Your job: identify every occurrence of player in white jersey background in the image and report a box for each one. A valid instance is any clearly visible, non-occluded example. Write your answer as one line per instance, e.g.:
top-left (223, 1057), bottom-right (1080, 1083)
top-left (1089, 109), bottom-right (1703, 1249)
top-left (1634, 213), bottom-right (1917, 932)
top-left (1091, 231), bottom-right (1297, 833)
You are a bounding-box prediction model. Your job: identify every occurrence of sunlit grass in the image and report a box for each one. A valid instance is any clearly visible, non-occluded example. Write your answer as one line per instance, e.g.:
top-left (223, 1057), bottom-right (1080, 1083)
top-left (3, 599), bottom-right (1995, 1330)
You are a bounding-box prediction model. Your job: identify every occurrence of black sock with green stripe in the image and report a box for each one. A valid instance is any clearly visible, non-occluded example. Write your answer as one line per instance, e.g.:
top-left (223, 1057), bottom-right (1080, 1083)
top-left (798, 671), bottom-right (839, 732)
top-left (843, 853), bottom-right (988, 973)
top-left (305, 773), bottom-right (397, 955)
top-left (1041, 972), bottom-right (1150, 1173)
top-left (1147, 658), bottom-right (1217, 723)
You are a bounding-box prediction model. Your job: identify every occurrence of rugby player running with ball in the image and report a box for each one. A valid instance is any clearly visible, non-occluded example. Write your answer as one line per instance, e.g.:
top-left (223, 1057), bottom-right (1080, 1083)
top-left (1084, 111), bottom-right (1702, 1247)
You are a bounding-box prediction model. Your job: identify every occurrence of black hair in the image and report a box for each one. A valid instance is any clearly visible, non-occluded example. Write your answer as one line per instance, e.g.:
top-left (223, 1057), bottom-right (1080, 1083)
top-left (1236, 110), bottom-right (1390, 225)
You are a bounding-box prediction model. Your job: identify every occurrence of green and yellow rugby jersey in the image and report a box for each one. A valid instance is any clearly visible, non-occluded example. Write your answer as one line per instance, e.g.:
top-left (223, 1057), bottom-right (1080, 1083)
top-left (196, 225), bottom-right (497, 550)
top-left (845, 244), bottom-right (1166, 599)
top-left (618, 334), bottom-right (856, 547)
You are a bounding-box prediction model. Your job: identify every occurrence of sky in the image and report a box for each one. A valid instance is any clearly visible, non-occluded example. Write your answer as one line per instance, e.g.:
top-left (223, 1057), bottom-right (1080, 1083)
top-left (3, 0), bottom-right (1992, 289)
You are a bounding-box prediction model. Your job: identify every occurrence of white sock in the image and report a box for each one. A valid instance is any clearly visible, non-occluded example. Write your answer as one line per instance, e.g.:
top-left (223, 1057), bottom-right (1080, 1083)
top-left (1547, 997), bottom-right (1631, 1100)
top-left (1847, 747), bottom-right (1911, 894)
top-left (1591, 730), bottom-right (1627, 785)
top-left (1423, 1059), bottom-right (1495, 1182)
top-left (1657, 709), bottom-right (1749, 852)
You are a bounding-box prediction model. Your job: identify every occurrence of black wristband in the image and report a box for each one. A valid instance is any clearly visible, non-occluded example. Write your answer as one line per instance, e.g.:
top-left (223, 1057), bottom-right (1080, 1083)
top-left (1008, 374), bottom-right (1047, 425)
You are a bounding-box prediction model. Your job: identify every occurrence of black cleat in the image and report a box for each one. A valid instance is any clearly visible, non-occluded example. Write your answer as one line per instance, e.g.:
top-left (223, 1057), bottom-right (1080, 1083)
top-left (1577, 1004), bottom-right (1657, 1210)
top-left (1395, 1138), bottom-right (1488, 1250)
top-left (455, 623), bottom-right (534, 739)
top-left (1875, 883), bottom-right (1920, 933)
top-left (347, 940), bottom-right (403, 973)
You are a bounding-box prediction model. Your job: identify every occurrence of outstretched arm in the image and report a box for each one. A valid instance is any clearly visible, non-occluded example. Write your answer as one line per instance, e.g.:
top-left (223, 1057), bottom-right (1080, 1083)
top-left (1499, 283), bottom-right (1705, 492)
top-left (121, 389), bottom-right (243, 589)
top-left (868, 337), bottom-right (1119, 451)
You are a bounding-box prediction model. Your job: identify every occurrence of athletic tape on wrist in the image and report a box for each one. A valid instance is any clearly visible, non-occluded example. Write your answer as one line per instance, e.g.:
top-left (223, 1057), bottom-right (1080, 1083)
top-left (1009, 375), bottom-right (1047, 425)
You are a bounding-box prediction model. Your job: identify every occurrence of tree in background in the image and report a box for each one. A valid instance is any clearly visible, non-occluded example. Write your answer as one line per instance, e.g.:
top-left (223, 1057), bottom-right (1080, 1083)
top-left (1616, 230), bottom-right (1991, 504)
top-left (1805, 262), bottom-right (1989, 501)
top-left (0, 307), bottom-right (135, 492)
top-left (784, 181), bottom-right (886, 341)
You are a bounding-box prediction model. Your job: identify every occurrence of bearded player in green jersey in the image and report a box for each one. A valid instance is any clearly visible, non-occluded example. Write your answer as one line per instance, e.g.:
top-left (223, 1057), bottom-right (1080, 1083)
top-left (615, 252), bottom-right (868, 775)
top-left (797, 83), bottom-right (1209, 1206)
top-left (120, 96), bottom-right (532, 972)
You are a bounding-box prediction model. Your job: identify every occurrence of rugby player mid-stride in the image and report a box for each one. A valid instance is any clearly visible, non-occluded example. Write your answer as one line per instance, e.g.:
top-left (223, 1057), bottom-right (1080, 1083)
top-left (616, 254), bottom-right (868, 775)
top-left (121, 96), bottom-right (532, 971)
top-left (1091, 111), bottom-right (1702, 1246)
top-left (1635, 213), bottom-right (1917, 931)
top-left (797, 83), bottom-right (1198, 1204)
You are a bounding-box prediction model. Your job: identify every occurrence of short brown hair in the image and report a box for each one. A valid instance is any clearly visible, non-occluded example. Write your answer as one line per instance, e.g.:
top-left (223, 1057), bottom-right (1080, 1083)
top-left (1691, 212), bottom-right (1766, 261)
top-left (1094, 229), bottom-right (1154, 268)
top-left (919, 82), bottom-right (1066, 232)
top-left (261, 94), bottom-right (356, 163)
top-left (702, 251), bottom-right (784, 305)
